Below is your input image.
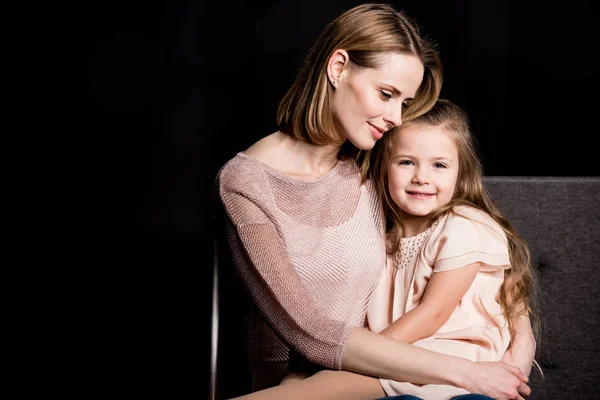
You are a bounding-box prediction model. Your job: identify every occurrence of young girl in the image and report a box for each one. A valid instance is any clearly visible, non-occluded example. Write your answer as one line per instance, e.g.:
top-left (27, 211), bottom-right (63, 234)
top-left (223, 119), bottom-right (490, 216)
top-left (365, 98), bottom-right (541, 399)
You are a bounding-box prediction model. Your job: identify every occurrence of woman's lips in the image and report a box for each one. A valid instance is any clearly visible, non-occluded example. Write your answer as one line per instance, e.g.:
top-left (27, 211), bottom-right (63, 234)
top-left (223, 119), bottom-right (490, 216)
top-left (368, 123), bottom-right (384, 139)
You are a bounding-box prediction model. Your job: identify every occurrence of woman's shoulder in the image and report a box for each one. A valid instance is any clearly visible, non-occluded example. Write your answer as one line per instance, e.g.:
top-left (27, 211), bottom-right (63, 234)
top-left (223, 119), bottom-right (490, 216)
top-left (217, 152), bottom-right (268, 194)
top-left (219, 131), bottom-right (278, 172)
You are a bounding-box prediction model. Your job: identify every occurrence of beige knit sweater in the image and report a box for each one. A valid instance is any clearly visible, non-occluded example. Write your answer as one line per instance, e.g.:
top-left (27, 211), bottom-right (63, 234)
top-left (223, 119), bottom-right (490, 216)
top-left (218, 152), bottom-right (386, 390)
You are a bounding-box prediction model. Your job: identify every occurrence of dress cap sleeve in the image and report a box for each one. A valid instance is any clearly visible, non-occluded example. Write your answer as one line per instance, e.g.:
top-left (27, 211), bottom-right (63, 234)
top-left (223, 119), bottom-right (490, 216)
top-left (424, 206), bottom-right (510, 273)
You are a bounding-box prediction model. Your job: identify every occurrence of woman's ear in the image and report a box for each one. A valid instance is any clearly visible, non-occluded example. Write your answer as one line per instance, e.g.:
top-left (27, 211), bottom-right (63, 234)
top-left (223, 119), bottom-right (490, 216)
top-left (327, 49), bottom-right (349, 86)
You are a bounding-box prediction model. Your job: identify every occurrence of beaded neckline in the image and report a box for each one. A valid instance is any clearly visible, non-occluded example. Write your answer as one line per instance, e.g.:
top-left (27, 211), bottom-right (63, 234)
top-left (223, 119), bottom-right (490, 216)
top-left (394, 226), bottom-right (433, 269)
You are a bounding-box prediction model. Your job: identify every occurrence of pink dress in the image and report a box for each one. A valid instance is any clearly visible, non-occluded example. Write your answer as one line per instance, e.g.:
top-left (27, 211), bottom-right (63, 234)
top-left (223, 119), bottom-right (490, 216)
top-left (368, 205), bottom-right (511, 399)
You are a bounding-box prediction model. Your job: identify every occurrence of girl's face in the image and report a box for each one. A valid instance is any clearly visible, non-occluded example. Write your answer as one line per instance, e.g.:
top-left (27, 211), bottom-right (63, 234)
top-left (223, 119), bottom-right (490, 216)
top-left (331, 52), bottom-right (424, 150)
top-left (387, 123), bottom-right (459, 231)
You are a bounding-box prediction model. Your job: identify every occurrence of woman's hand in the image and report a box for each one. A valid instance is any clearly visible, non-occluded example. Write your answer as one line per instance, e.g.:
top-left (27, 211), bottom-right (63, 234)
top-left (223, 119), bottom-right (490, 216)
top-left (462, 361), bottom-right (530, 400)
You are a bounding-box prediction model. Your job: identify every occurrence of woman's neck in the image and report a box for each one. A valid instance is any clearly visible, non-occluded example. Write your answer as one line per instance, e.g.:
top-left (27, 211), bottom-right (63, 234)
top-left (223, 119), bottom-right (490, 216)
top-left (245, 131), bottom-right (343, 179)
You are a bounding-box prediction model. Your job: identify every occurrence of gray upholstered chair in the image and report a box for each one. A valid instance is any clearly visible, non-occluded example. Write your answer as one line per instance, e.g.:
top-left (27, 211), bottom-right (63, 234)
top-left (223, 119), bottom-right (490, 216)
top-left (210, 176), bottom-right (600, 399)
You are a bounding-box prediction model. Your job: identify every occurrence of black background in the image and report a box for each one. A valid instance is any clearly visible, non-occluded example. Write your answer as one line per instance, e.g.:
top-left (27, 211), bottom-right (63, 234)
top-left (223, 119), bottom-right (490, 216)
top-left (81, 1), bottom-right (599, 396)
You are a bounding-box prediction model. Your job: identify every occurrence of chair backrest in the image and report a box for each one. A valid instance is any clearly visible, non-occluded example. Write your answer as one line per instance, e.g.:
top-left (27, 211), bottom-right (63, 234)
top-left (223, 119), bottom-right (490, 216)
top-left (484, 176), bottom-right (600, 399)
top-left (210, 172), bottom-right (252, 399)
top-left (210, 235), bottom-right (218, 400)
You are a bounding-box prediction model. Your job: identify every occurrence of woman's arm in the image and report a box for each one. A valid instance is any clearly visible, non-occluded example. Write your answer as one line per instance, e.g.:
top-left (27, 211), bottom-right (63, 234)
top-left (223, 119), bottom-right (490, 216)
top-left (342, 327), bottom-right (530, 399)
top-left (380, 262), bottom-right (481, 343)
top-left (221, 199), bottom-right (352, 369)
top-left (234, 333), bottom-right (530, 400)
top-left (233, 363), bottom-right (528, 400)
top-left (218, 165), bottom-right (355, 370)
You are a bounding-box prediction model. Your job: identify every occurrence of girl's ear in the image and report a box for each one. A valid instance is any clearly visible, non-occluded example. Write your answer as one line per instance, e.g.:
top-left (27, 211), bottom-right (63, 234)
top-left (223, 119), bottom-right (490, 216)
top-left (327, 49), bottom-right (349, 86)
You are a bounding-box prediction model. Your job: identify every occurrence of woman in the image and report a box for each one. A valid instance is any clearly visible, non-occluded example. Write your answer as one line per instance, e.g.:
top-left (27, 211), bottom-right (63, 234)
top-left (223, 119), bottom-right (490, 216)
top-left (216, 3), bottom-right (534, 399)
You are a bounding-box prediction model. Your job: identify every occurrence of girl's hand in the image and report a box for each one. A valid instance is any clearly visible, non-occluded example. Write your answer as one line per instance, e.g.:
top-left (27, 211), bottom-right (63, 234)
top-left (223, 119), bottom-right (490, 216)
top-left (503, 313), bottom-right (537, 378)
top-left (501, 345), bottom-right (534, 379)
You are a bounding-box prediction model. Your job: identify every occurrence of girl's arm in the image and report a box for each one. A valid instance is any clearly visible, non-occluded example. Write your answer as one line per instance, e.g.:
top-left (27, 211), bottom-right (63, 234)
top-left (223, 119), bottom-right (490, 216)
top-left (380, 262), bottom-right (481, 343)
top-left (501, 313), bottom-right (536, 377)
top-left (501, 272), bottom-right (537, 377)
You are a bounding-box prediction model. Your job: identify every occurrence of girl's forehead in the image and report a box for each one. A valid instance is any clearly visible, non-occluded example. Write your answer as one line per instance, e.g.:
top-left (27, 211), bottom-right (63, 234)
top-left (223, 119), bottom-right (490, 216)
top-left (390, 125), bottom-right (458, 155)
top-left (393, 123), bottom-right (448, 140)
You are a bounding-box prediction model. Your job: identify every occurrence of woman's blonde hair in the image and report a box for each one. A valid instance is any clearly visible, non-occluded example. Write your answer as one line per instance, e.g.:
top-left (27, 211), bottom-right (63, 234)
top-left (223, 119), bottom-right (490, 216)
top-left (369, 98), bottom-right (542, 350)
top-left (277, 3), bottom-right (442, 158)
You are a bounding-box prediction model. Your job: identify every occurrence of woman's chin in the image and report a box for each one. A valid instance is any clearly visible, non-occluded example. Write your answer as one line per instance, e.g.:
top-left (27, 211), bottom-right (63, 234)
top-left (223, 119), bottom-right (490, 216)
top-left (349, 138), bottom-right (377, 151)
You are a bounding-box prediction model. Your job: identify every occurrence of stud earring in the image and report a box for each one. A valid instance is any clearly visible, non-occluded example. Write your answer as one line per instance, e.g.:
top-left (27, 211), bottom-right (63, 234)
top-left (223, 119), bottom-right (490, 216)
top-left (333, 79), bottom-right (337, 84)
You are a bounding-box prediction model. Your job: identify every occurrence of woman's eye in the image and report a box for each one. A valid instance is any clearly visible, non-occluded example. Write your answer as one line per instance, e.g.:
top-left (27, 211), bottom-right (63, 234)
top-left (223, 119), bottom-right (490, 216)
top-left (380, 90), bottom-right (392, 100)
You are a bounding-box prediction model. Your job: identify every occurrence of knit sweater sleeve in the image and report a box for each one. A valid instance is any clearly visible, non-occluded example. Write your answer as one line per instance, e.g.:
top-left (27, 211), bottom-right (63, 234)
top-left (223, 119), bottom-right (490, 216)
top-left (217, 159), bottom-right (352, 370)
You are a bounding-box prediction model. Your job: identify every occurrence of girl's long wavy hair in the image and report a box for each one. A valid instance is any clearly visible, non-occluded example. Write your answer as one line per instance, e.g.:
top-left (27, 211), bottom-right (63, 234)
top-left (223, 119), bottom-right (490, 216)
top-left (277, 3), bottom-right (442, 159)
top-left (367, 98), bottom-right (542, 351)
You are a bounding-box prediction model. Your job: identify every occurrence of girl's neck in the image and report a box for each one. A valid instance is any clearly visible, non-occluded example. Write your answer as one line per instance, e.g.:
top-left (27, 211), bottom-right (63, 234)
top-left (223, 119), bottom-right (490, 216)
top-left (401, 213), bottom-right (433, 238)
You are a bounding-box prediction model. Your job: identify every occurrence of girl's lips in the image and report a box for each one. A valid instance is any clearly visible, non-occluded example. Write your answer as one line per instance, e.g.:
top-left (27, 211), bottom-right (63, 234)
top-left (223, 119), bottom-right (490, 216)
top-left (406, 191), bottom-right (434, 199)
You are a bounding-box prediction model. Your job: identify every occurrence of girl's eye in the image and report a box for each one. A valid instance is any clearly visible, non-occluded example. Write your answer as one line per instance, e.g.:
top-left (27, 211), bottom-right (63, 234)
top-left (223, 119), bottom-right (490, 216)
top-left (402, 102), bottom-right (408, 110)
top-left (399, 160), bottom-right (413, 166)
top-left (433, 162), bottom-right (447, 169)
top-left (380, 90), bottom-right (392, 100)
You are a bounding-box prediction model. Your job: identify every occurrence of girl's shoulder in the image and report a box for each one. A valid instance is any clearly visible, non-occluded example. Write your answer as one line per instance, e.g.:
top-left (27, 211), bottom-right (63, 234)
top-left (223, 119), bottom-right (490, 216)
top-left (424, 205), bottom-right (510, 271)
top-left (432, 205), bottom-right (506, 246)
top-left (450, 204), bottom-right (496, 223)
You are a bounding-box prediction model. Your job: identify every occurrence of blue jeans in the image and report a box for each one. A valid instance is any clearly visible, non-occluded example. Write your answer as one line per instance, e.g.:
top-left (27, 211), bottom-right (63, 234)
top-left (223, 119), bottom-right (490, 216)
top-left (378, 395), bottom-right (494, 400)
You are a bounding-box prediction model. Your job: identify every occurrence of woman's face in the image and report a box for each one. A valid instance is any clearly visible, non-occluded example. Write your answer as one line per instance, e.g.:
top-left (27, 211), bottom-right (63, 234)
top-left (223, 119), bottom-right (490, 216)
top-left (331, 52), bottom-right (424, 150)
